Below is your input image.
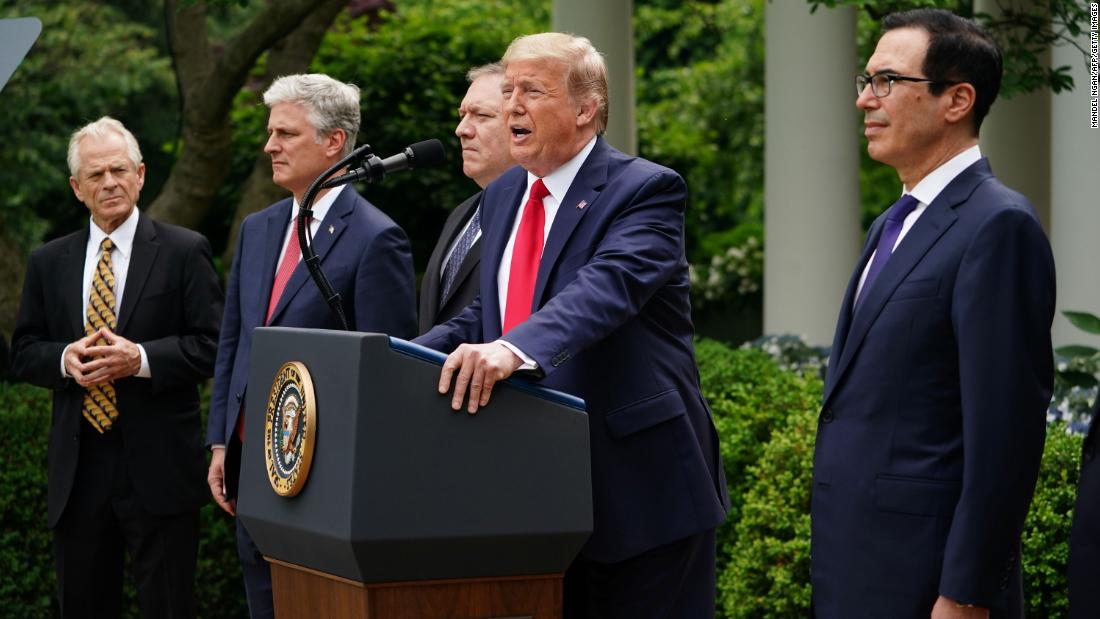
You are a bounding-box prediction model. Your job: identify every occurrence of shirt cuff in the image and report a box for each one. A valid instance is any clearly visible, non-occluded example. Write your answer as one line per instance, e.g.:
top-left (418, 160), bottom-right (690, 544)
top-left (136, 344), bottom-right (151, 378)
top-left (497, 339), bottom-right (538, 371)
top-left (60, 343), bottom-right (72, 377)
top-left (210, 444), bottom-right (226, 451)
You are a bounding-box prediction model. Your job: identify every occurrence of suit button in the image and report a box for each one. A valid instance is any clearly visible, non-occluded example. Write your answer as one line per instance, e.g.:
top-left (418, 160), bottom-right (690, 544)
top-left (821, 408), bottom-right (835, 423)
top-left (235, 393), bottom-right (242, 403)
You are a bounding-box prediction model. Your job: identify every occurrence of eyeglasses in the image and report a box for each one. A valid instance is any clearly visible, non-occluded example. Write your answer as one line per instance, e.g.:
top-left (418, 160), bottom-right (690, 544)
top-left (855, 72), bottom-right (960, 98)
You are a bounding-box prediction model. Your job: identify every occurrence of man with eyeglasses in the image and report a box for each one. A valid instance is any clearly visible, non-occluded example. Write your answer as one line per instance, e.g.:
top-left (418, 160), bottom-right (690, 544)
top-left (811, 9), bottom-right (1054, 619)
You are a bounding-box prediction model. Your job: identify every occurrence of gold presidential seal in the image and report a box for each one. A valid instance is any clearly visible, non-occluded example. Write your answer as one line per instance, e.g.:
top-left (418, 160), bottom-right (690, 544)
top-left (264, 361), bottom-right (316, 497)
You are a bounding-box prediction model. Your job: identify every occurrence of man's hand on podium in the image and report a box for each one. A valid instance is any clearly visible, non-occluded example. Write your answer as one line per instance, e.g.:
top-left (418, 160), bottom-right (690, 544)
top-left (439, 342), bottom-right (523, 414)
top-left (207, 446), bottom-right (237, 516)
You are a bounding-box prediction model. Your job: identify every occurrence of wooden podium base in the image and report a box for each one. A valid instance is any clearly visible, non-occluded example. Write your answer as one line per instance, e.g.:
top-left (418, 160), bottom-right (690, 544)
top-left (269, 558), bottom-right (562, 618)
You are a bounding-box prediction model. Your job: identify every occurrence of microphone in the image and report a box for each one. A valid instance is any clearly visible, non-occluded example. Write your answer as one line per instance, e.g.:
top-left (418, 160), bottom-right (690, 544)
top-left (321, 139), bottom-right (445, 188)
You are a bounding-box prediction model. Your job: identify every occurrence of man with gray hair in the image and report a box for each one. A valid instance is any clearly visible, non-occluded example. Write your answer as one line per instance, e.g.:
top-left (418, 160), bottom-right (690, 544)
top-left (205, 73), bottom-right (416, 618)
top-left (419, 62), bottom-right (515, 333)
top-left (11, 116), bottom-right (223, 617)
top-left (417, 34), bottom-right (729, 617)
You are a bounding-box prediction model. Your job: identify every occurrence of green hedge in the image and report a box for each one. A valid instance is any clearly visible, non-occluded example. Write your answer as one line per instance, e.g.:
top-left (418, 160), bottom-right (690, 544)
top-left (0, 340), bottom-right (1085, 618)
top-left (0, 382), bottom-right (246, 618)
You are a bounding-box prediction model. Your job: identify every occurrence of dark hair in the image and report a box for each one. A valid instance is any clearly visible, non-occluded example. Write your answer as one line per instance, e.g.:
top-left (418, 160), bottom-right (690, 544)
top-left (882, 8), bottom-right (1002, 134)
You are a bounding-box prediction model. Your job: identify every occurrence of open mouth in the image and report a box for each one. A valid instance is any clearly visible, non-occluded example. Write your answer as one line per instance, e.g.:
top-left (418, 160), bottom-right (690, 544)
top-left (511, 126), bottom-right (531, 137)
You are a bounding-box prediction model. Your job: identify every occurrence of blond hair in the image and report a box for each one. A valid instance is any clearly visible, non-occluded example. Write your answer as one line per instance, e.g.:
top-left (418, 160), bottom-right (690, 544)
top-left (502, 33), bottom-right (608, 133)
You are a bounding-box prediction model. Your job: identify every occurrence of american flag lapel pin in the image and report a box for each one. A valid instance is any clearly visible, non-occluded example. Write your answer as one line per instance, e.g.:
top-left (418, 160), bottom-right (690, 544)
top-left (576, 199), bottom-right (587, 210)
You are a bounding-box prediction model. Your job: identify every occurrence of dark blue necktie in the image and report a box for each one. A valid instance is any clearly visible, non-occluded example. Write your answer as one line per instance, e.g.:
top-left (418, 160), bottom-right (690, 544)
top-left (441, 206), bottom-right (481, 299)
top-left (857, 194), bottom-right (919, 306)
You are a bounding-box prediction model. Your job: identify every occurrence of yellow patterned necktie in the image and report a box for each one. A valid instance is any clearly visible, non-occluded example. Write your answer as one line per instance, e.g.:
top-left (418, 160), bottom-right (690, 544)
top-left (82, 237), bottom-right (119, 433)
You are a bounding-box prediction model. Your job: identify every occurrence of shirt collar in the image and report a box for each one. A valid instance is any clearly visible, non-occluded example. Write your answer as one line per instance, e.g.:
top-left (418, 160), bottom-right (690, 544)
top-left (526, 136), bottom-right (598, 203)
top-left (89, 207), bottom-right (139, 258)
top-left (906, 144), bottom-right (982, 205)
top-left (290, 183), bottom-right (346, 224)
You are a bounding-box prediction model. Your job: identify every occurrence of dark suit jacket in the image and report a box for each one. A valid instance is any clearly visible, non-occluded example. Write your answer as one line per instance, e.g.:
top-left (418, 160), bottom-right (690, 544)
top-left (206, 186), bottom-right (416, 450)
top-left (811, 159), bottom-right (1055, 618)
top-left (10, 214), bottom-right (223, 527)
top-left (417, 137), bottom-right (730, 563)
top-left (1068, 398), bottom-right (1100, 618)
top-left (418, 191), bottom-right (482, 334)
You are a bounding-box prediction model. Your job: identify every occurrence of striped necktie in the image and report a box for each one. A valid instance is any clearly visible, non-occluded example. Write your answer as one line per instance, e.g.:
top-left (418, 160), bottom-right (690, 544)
top-left (83, 237), bottom-right (119, 432)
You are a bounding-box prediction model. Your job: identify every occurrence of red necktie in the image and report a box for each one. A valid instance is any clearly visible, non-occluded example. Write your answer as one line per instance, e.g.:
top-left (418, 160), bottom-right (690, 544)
top-left (266, 217), bottom-right (307, 325)
top-left (239, 217), bottom-right (307, 443)
top-left (503, 179), bottom-right (549, 334)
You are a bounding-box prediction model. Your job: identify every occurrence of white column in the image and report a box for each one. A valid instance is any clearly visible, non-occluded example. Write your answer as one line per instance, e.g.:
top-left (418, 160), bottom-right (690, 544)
top-left (1050, 28), bottom-right (1100, 347)
top-left (976, 0), bottom-right (1051, 229)
top-left (552, 0), bottom-right (636, 155)
top-left (763, 2), bottom-right (859, 345)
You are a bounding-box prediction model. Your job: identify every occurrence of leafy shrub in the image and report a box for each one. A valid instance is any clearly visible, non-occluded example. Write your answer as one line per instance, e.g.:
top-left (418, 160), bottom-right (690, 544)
top-left (0, 382), bottom-right (246, 618)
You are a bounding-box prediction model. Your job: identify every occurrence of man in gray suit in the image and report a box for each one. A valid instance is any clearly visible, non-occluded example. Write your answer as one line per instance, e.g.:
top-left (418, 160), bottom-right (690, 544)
top-left (418, 63), bottom-right (515, 333)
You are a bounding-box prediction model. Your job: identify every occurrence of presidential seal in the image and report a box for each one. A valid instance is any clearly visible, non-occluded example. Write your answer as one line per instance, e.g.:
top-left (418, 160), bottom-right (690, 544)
top-left (264, 361), bottom-right (317, 497)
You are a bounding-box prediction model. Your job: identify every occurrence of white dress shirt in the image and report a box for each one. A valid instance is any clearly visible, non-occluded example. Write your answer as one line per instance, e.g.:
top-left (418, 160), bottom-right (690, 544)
top-left (497, 136), bottom-right (598, 368)
top-left (61, 207), bottom-right (150, 377)
top-left (278, 183), bottom-right (345, 261)
top-left (854, 144), bottom-right (982, 303)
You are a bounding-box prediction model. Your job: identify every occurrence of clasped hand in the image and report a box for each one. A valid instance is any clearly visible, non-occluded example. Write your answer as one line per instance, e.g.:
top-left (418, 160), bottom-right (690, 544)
top-left (63, 327), bottom-right (141, 386)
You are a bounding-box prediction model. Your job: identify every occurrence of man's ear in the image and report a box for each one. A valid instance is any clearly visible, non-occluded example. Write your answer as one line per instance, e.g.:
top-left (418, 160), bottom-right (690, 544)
top-left (575, 97), bottom-right (598, 128)
top-left (325, 129), bottom-right (347, 158)
top-left (944, 82), bottom-right (976, 126)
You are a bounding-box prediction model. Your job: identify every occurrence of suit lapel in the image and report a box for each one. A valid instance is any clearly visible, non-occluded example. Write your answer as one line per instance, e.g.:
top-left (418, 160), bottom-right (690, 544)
top-left (268, 188), bottom-right (352, 324)
top-left (116, 215), bottom-right (158, 333)
top-left (823, 225), bottom-right (880, 396)
top-left (259, 201), bottom-right (292, 323)
top-left (482, 176), bottom-right (526, 340)
top-left (824, 160), bottom-right (993, 403)
top-left (64, 230), bottom-right (90, 340)
top-left (435, 192), bottom-right (482, 310)
top-left (531, 139), bottom-right (606, 309)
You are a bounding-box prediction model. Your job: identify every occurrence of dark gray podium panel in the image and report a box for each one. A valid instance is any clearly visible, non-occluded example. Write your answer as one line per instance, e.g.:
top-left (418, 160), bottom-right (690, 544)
top-left (237, 328), bottom-right (592, 583)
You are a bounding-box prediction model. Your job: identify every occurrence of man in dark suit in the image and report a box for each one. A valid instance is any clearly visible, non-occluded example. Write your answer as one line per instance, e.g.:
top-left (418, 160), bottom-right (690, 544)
top-left (1068, 397), bottom-right (1100, 617)
top-left (419, 62), bottom-right (515, 333)
top-left (205, 74), bottom-right (416, 618)
top-left (812, 9), bottom-right (1055, 618)
top-left (10, 116), bottom-right (223, 618)
top-left (416, 33), bottom-right (729, 618)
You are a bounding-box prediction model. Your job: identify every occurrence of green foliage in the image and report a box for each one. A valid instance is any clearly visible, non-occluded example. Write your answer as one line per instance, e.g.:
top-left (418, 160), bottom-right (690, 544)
top-left (720, 406), bottom-right (817, 618)
top-left (690, 222), bottom-right (763, 309)
top-left (1021, 424), bottom-right (1082, 617)
top-left (0, 1), bottom-right (177, 248)
top-left (0, 381), bottom-right (246, 618)
top-left (694, 337), bottom-right (823, 612)
top-left (635, 0), bottom-right (765, 261)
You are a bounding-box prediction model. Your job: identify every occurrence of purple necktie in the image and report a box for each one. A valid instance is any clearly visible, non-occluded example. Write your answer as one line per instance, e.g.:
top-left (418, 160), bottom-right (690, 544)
top-left (857, 194), bottom-right (919, 306)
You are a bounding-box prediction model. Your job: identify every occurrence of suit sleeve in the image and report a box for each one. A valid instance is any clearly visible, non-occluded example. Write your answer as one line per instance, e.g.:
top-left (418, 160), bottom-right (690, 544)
top-left (10, 251), bottom-right (70, 390)
top-left (206, 230), bottom-right (245, 446)
top-left (414, 293), bottom-right (484, 354)
top-left (350, 222), bottom-right (417, 340)
top-left (140, 234), bottom-right (223, 393)
top-left (939, 206), bottom-right (1055, 605)
top-left (502, 170), bottom-right (687, 377)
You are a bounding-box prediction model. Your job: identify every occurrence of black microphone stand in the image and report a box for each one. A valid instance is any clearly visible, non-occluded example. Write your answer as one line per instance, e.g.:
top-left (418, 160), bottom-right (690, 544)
top-left (296, 143), bottom-right (379, 331)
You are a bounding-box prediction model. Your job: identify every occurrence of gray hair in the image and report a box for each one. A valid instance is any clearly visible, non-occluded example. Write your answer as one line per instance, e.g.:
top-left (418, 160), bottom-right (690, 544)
top-left (502, 33), bottom-right (608, 134)
top-left (467, 62), bottom-right (504, 83)
top-left (263, 73), bottom-right (361, 156)
top-left (67, 116), bottom-right (143, 177)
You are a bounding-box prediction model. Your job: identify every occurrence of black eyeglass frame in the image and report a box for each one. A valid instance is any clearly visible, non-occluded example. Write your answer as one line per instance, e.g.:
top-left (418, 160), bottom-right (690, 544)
top-left (855, 72), bottom-right (960, 97)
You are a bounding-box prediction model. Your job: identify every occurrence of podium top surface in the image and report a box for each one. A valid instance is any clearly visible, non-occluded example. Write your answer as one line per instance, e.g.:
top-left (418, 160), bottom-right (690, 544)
top-left (388, 336), bottom-right (586, 412)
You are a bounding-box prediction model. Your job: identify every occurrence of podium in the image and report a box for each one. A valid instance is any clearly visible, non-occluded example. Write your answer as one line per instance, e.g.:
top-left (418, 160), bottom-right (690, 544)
top-left (237, 328), bottom-right (593, 618)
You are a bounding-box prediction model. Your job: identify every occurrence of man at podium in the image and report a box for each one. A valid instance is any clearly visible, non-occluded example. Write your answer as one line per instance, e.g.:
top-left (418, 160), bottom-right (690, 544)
top-left (416, 33), bottom-right (730, 618)
top-left (206, 73), bottom-right (417, 618)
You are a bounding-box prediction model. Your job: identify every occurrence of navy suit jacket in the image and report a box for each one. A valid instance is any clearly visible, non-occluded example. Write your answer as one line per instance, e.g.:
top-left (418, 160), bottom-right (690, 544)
top-left (417, 137), bottom-right (730, 563)
top-left (206, 186), bottom-right (416, 449)
top-left (1068, 398), bottom-right (1100, 618)
top-left (811, 159), bottom-right (1055, 618)
top-left (418, 190), bottom-right (482, 334)
top-left (11, 215), bottom-right (223, 527)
